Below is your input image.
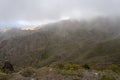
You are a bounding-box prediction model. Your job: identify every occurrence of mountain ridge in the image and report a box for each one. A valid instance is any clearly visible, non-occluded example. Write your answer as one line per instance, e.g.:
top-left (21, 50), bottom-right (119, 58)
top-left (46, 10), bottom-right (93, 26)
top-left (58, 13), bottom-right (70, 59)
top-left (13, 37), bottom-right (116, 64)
top-left (0, 18), bottom-right (120, 67)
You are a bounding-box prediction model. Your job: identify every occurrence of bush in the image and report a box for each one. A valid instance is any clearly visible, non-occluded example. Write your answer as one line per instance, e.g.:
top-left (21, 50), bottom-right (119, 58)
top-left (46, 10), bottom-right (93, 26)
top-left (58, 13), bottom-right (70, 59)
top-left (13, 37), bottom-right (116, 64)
top-left (59, 69), bottom-right (85, 77)
top-left (2, 69), bottom-right (13, 74)
top-left (19, 67), bottom-right (36, 77)
top-left (0, 72), bottom-right (8, 80)
top-left (50, 62), bottom-right (65, 69)
top-left (94, 66), bottom-right (106, 71)
top-left (107, 64), bottom-right (120, 74)
top-left (82, 64), bottom-right (90, 69)
top-left (100, 73), bottom-right (115, 80)
top-left (65, 63), bottom-right (81, 70)
top-left (14, 67), bottom-right (22, 73)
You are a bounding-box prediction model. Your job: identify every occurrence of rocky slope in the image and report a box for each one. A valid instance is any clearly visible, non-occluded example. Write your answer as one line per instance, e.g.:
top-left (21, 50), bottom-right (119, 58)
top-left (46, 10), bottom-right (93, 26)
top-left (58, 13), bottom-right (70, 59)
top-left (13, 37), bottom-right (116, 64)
top-left (0, 18), bottom-right (120, 67)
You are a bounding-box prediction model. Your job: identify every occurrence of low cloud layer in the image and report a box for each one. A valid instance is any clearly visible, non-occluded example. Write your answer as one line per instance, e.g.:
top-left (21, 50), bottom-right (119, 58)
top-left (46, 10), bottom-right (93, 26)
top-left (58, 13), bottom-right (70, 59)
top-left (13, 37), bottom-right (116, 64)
top-left (0, 0), bottom-right (120, 27)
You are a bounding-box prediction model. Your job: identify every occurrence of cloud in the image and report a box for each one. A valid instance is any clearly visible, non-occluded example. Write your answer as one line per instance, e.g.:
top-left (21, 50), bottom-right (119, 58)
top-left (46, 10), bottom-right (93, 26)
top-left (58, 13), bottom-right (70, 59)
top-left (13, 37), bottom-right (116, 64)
top-left (0, 0), bottom-right (120, 26)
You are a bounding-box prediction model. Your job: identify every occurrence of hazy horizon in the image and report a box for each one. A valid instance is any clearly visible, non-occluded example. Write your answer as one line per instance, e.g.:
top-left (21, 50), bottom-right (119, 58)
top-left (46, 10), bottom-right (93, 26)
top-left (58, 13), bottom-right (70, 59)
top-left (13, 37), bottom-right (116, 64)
top-left (0, 0), bottom-right (120, 27)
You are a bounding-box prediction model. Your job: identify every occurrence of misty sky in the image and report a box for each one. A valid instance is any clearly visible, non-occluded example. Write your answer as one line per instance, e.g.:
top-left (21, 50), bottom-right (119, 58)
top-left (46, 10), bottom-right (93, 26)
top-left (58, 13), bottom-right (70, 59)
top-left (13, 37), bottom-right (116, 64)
top-left (0, 0), bottom-right (120, 27)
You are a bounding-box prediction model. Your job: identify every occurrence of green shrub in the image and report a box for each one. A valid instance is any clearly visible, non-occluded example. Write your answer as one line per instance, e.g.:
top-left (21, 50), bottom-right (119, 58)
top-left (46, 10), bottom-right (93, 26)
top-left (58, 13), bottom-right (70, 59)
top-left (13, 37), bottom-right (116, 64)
top-left (100, 73), bottom-right (115, 80)
top-left (65, 63), bottom-right (81, 70)
top-left (50, 62), bottom-right (65, 69)
top-left (94, 66), bottom-right (106, 71)
top-left (107, 64), bottom-right (120, 74)
top-left (82, 63), bottom-right (90, 69)
top-left (0, 72), bottom-right (8, 80)
top-left (19, 67), bottom-right (36, 77)
top-left (14, 67), bottom-right (22, 73)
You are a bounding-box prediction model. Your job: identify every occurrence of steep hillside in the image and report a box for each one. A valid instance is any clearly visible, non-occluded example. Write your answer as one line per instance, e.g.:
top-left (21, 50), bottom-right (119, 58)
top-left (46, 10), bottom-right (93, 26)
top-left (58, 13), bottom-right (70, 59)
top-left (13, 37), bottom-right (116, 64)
top-left (0, 18), bottom-right (120, 67)
top-left (83, 38), bottom-right (120, 66)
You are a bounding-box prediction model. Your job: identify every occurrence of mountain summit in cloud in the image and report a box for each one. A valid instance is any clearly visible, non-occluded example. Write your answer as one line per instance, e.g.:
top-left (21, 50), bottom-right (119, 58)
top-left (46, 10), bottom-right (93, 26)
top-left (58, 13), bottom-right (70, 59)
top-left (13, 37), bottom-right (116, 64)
top-left (0, 0), bottom-right (120, 26)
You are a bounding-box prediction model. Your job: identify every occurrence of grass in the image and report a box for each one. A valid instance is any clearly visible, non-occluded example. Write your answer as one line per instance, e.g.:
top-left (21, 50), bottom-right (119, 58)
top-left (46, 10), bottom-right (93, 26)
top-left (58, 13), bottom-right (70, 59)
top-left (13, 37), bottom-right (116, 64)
top-left (100, 73), bottom-right (116, 80)
top-left (19, 67), bottom-right (36, 77)
top-left (0, 72), bottom-right (8, 80)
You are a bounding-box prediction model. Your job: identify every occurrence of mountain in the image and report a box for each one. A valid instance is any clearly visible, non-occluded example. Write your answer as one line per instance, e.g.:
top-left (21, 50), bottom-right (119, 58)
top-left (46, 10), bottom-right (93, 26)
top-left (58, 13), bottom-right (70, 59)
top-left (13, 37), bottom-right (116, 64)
top-left (0, 18), bottom-right (120, 67)
top-left (0, 27), bottom-right (36, 43)
top-left (81, 37), bottom-right (120, 66)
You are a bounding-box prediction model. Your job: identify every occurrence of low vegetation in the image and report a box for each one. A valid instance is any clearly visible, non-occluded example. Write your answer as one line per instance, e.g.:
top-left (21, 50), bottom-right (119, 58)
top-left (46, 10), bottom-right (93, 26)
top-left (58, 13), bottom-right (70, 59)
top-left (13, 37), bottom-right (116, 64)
top-left (100, 73), bottom-right (116, 80)
top-left (107, 64), bottom-right (120, 74)
top-left (0, 63), bottom-right (119, 80)
top-left (19, 67), bottom-right (36, 77)
top-left (0, 18), bottom-right (120, 80)
top-left (0, 72), bottom-right (8, 80)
